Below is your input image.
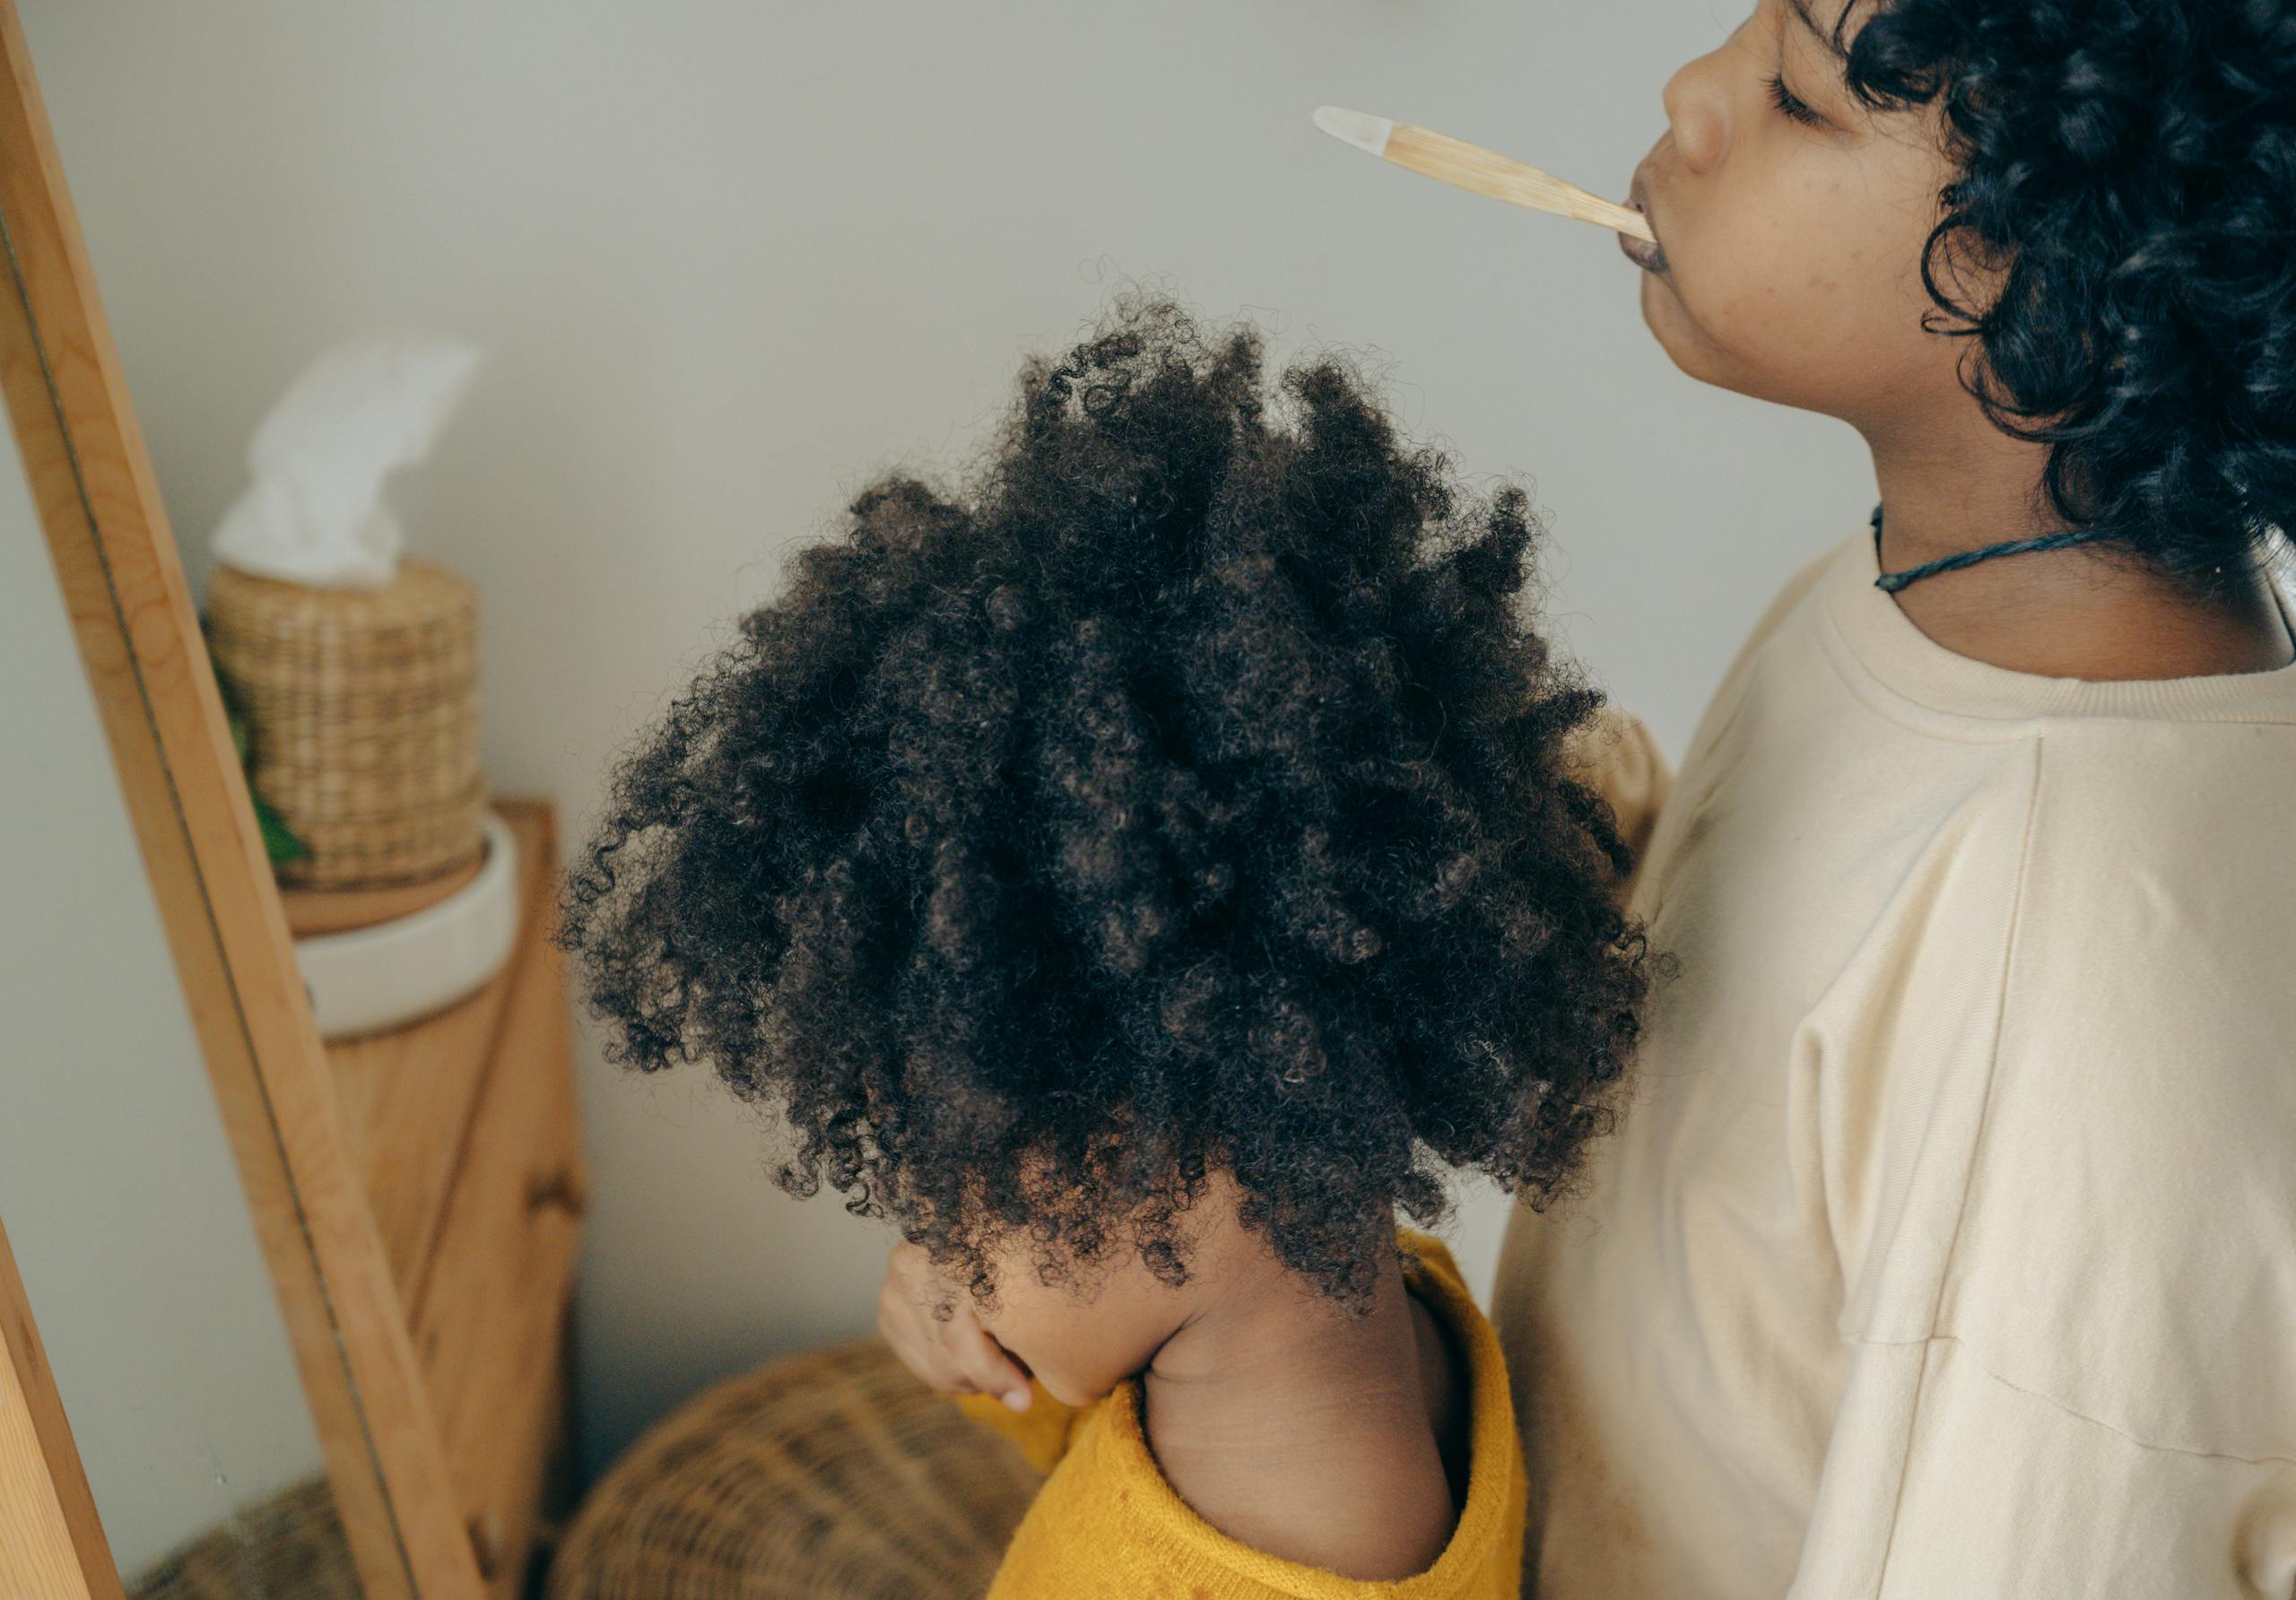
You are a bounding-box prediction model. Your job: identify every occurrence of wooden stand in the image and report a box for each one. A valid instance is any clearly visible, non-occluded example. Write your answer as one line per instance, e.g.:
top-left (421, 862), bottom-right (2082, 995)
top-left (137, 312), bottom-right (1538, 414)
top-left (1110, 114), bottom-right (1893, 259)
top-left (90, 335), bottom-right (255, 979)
top-left (324, 797), bottom-right (588, 1598)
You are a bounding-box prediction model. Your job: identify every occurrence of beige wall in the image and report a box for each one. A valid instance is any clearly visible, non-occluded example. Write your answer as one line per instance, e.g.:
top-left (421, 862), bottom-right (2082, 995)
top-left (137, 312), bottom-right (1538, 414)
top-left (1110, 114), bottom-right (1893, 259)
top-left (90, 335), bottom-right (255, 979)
top-left (19, 0), bottom-right (1877, 1482)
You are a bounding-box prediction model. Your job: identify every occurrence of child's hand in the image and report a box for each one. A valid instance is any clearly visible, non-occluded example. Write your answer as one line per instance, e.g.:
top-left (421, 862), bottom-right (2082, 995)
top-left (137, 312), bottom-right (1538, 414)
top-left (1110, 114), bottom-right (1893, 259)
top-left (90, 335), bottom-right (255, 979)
top-left (877, 1240), bottom-right (1035, 1411)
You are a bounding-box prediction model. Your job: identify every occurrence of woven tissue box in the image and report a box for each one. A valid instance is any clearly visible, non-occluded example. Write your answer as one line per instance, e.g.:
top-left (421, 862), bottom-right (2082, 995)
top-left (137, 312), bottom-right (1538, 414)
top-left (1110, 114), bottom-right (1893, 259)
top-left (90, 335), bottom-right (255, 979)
top-left (204, 555), bottom-right (486, 890)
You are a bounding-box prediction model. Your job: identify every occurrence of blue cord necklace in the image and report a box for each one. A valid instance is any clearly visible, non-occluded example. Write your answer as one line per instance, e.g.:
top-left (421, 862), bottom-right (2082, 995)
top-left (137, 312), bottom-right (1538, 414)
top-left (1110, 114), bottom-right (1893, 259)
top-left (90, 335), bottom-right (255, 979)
top-left (1869, 500), bottom-right (2113, 593)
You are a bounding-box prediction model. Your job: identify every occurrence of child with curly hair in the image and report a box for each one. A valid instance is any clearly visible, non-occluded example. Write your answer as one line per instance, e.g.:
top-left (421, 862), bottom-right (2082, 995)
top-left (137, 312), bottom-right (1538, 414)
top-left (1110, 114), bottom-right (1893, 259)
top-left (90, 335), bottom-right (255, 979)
top-left (553, 293), bottom-right (1656, 1596)
top-left (1501, 0), bottom-right (2296, 1595)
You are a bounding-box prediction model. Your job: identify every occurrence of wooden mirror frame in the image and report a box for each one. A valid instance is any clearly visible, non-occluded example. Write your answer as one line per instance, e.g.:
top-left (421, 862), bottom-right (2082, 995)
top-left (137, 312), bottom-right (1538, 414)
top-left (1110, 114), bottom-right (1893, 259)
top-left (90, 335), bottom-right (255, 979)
top-left (0, 2), bottom-right (489, 1594)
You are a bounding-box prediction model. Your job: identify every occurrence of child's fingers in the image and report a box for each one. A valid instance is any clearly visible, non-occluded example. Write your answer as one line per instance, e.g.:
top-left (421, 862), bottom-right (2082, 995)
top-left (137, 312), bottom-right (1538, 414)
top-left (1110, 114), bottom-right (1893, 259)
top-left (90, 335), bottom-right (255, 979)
top-left (954, 1318), bottom-right (1032, 1411)
top-left (877, 1248), bottom-right (970, 1391)
top-left (877, 1241), bottom-right (1030, 1409)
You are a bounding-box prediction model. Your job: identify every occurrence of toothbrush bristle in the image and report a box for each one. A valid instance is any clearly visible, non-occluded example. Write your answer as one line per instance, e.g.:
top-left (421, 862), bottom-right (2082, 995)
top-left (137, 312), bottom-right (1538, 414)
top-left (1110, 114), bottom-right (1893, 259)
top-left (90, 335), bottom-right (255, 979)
top-left (1312, 106), bottom-right (1395, 158)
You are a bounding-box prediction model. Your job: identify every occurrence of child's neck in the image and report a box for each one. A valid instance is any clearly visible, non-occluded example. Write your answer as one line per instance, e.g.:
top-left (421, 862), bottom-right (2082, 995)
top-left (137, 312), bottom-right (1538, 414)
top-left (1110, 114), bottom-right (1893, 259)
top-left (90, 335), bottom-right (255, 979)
top-left (1868, 427), bottom-right (2294, 680)
top-left (1140, 1241), bottom-right (1467, 1581)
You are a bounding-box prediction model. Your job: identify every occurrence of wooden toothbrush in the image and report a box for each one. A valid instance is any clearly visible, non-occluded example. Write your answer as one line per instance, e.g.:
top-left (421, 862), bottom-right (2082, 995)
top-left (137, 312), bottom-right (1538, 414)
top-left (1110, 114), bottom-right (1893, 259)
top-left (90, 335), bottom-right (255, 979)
top-left (1313, 106), bottom-right (1657, 245)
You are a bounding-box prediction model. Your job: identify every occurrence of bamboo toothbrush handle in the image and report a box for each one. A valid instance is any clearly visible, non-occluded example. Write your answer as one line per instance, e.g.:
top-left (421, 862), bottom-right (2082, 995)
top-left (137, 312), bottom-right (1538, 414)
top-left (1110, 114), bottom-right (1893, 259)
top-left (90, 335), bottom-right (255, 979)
top-left (1387, 122), bottom-right (1657, 244)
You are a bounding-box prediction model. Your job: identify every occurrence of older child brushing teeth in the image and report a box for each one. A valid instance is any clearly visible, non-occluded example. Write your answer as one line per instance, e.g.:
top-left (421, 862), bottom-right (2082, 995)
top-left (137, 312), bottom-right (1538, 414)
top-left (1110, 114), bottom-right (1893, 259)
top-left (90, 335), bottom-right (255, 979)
top-left (1507, 0), bottom-right (2296, 1595)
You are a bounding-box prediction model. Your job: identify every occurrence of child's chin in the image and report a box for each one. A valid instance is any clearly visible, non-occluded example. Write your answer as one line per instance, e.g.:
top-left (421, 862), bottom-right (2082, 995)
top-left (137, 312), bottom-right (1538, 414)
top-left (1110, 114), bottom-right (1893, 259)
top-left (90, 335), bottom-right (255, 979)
top-left (1637, 291), bottom-right (1746, 395)
top-left (1637, 266), bottom-right (1694, 348)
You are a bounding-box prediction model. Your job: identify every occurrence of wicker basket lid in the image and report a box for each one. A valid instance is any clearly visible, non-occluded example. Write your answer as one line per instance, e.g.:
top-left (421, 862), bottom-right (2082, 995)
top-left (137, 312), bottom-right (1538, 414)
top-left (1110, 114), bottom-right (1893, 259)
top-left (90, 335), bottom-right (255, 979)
top-left (547, 1340), bottom-right (1041, 1600)
top-left (124, 1474), bottom-right (361, 1600)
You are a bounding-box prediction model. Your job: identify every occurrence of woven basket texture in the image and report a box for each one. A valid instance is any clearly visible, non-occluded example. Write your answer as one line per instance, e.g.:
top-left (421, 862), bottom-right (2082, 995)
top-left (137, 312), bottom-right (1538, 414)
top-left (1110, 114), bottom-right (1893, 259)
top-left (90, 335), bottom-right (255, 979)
top-left (124, 1473), bottom-right (361, 1600)
top-left (546, 1340), bottom-right (1041, 1600)
top-left (204, 556), bottom-right (484, 888)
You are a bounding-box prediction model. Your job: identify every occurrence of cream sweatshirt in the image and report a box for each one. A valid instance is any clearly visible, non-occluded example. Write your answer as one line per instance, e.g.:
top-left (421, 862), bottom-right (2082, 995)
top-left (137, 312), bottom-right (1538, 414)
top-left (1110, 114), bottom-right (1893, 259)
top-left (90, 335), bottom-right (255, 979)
top-left (1498, 524), bottom-right (2296, 1598)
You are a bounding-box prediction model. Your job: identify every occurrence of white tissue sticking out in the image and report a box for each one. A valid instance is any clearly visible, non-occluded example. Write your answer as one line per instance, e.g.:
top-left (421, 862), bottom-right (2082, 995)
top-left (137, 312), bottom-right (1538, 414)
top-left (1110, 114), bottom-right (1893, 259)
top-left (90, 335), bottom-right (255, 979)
top-left (209, 332), bottom-right (483, 589)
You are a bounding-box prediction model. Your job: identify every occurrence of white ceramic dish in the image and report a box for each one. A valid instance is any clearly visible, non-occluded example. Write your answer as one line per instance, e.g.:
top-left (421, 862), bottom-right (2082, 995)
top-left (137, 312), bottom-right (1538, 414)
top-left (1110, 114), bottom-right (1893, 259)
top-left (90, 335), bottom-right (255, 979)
top-left (293, 808), bottom-right (521, 1040)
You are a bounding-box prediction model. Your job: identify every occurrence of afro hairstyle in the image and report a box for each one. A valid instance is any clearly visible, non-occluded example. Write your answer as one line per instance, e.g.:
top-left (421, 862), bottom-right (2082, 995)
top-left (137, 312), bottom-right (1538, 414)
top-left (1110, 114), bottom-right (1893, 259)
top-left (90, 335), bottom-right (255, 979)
top-left (553, 291), bottom-right (1652, 1306)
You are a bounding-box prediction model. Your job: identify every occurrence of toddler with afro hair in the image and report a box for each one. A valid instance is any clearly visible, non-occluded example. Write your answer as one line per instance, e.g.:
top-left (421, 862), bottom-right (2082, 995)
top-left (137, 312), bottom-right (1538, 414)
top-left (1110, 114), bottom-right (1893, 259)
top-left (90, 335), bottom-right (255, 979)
top-left (554, 290), bottom-right (1654, 1592)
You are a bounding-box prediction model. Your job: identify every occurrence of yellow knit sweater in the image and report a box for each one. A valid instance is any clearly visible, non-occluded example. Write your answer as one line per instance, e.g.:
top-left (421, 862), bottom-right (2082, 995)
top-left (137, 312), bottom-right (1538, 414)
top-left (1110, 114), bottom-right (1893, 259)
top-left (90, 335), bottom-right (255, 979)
top-left (954, 1230), bottom-right (1526, 1598)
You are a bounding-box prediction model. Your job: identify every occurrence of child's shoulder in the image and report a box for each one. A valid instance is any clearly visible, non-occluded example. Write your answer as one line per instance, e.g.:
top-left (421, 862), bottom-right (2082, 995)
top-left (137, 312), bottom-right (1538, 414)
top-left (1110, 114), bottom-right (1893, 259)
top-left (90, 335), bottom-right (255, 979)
top-left (970, 1230), bottom-right (1527, 1598)
top-left (1394, 1227), bottom-right (1517, 1489)
top-left (1744, 531), bottom-right (1861, 665)
top-left (1677, 532), bottom-right (1862, 757)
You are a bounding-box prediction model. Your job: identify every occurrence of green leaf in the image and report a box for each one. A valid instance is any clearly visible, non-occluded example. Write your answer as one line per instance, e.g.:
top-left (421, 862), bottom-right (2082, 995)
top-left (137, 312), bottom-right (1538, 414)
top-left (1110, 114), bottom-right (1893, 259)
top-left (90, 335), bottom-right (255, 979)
top-left (253, 793), bottom-right (309, 864)
top-left (200, 609), bottom-right (297, 862)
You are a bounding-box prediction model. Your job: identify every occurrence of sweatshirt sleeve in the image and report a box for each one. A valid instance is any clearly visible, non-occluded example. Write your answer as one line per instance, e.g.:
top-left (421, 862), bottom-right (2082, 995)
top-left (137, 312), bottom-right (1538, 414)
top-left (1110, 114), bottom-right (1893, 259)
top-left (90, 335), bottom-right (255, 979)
top-left (952, 1380), bottom-right (1082, 1475)
top-left (1795, 740), bottom-right (2296, 1598)
top-left (1561, 704), bottom-right (1672, 909)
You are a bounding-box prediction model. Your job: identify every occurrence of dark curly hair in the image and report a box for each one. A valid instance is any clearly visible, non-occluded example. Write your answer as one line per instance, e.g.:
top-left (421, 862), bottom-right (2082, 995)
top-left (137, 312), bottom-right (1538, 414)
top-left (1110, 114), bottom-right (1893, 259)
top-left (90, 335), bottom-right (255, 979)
top-left (553, 291), bottom-right (1649, 1307)
top-left (1813, 0), bottom-right (2296, 601)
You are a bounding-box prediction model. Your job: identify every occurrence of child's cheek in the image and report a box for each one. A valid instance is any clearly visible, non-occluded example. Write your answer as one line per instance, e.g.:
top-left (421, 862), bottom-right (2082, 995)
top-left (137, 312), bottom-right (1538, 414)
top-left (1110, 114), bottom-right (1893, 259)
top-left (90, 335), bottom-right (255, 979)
top-left (982, 1298), bottom-right (1122, 1408)
top-left (983, 1278), bottom-right (1178, 1409)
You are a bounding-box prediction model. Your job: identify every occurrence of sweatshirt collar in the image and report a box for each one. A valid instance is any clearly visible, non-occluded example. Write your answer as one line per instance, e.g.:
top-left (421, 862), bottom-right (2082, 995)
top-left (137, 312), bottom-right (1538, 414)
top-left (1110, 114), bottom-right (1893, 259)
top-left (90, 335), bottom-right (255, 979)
top-left (1818, 521), bottom-right (2296, 725)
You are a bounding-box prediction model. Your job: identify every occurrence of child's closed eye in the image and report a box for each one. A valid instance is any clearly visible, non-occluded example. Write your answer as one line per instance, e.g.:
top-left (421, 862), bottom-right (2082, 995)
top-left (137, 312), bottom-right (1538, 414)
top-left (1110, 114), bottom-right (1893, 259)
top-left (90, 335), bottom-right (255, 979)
top-left (1765, 72), bottom-right (1826, 127)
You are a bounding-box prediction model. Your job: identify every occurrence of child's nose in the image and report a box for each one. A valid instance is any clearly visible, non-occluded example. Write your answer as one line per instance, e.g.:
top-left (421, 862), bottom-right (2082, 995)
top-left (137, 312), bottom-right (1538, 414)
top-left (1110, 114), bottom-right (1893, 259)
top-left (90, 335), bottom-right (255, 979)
top-left (1660, 18), bottom-right (1750, 175)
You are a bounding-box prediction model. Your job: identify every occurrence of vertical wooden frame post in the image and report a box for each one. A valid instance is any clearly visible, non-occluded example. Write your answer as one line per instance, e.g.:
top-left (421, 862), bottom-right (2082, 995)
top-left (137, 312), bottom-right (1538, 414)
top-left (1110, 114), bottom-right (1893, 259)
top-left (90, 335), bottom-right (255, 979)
top-left (0, 4), bottom-right (486, 1596)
